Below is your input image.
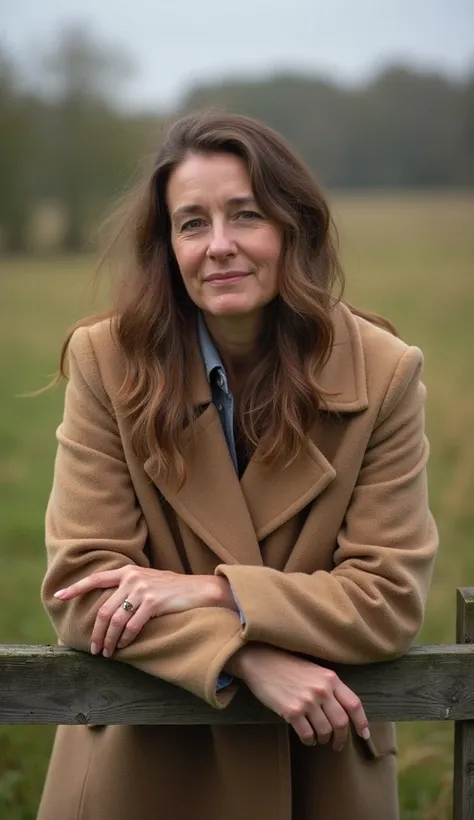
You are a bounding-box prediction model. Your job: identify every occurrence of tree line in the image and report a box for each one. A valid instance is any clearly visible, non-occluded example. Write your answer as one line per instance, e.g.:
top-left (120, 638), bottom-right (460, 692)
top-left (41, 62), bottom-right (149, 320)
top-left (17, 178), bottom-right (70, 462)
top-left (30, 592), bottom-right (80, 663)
top-left (0, 25), bottom-right (472, 253)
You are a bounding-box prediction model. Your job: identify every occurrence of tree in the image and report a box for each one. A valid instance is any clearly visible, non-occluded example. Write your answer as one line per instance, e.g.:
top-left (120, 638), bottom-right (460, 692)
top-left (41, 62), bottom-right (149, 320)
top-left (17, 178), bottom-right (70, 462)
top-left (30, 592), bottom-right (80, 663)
top-left (181, 66), bottom-right (471, 190)
top-left (40, 23), bottom-right (137, 251)
top-left (0, 48), bottom-right (38, 250)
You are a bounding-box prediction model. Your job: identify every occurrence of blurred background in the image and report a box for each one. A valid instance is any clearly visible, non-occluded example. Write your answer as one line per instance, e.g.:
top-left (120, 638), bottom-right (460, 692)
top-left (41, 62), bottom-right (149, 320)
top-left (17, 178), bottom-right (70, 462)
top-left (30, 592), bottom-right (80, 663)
top-left (1, 1), bottom-right (473, 817)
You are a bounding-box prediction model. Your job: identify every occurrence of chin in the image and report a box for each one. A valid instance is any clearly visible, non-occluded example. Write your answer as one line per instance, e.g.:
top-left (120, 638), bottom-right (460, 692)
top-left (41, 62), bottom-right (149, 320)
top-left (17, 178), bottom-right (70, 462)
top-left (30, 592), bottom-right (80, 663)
top-left (205, 296), bottom-right (262, 317)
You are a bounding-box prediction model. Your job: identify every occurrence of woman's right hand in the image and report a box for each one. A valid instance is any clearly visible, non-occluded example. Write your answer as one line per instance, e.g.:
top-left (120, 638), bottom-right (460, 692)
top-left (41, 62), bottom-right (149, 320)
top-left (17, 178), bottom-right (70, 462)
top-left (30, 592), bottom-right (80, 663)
top-left (226, 644), bottom-right (370, 751)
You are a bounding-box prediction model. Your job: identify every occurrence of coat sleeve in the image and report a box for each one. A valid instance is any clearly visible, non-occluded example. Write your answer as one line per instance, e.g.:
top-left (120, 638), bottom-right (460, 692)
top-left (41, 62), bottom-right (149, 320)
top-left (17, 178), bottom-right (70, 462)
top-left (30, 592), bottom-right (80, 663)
top-left (41, 326), bottom-right (245, 709)
top-left (215, 348), bottom-right (438, 665)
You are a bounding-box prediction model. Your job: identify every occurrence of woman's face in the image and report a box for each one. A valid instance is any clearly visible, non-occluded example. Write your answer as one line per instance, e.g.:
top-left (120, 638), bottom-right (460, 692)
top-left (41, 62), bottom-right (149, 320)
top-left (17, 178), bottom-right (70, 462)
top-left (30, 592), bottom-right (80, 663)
top-left (167, 152), bottom-right (282, 318)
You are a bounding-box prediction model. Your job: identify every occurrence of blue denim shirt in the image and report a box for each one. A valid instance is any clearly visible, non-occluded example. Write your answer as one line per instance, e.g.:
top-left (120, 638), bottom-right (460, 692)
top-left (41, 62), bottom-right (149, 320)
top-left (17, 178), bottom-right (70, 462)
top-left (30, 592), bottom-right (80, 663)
top-left (197, 313), bottom-right (239, 471)
top-left (197, 313), bottom-right (243, 691)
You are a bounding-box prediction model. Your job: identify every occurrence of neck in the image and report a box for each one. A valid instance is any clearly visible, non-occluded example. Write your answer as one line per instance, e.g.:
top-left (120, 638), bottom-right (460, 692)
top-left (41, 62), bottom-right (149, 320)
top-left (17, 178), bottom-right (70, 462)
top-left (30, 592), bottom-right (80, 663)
top-left (203, 310), bottom-right (263, 386)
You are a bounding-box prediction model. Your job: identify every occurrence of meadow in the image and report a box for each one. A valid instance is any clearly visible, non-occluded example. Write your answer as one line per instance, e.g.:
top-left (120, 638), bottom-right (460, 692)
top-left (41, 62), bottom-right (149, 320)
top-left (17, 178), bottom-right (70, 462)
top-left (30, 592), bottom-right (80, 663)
top-left (1, 192), bottom-right (473, 819)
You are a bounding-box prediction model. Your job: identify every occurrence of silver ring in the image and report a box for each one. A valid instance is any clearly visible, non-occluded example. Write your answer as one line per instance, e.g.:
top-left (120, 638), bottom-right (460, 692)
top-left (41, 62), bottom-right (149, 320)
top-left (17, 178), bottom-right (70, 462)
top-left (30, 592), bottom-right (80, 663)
top-left (122, 599), bottom-right (135, 613)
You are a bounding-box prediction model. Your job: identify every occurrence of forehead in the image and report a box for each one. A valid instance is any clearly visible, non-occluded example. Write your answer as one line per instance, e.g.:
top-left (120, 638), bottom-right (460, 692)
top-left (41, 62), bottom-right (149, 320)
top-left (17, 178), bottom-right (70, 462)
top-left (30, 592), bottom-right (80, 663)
top-left (166, 153), bottom-right (253, 211)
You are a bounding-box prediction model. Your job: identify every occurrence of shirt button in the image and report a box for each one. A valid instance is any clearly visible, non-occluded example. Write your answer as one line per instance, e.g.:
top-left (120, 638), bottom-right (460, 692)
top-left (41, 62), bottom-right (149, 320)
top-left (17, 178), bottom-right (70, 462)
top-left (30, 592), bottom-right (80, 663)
top-left (217, 374), bottom-right (225, 388)
top-left (216, 403), bottom-right (223, 412)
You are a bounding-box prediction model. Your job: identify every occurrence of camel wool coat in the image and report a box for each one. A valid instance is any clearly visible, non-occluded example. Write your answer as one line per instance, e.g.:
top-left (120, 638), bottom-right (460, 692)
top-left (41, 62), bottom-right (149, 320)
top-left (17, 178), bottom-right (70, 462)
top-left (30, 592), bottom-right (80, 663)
top-left (38, 302), bottom-right (438, 820)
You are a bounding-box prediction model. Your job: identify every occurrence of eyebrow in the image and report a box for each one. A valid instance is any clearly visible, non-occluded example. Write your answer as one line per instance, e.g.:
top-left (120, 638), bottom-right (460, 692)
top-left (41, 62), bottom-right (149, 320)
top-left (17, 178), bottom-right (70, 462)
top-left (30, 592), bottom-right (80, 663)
top-left (171, 196), bottom-right (258, 224)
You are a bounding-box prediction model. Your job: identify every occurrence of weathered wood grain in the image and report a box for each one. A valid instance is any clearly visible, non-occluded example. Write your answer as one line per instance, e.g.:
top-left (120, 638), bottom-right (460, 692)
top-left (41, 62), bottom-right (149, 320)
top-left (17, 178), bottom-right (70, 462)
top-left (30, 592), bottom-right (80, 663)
top-left (454, 589), bottom-right (474, 820)
top-left (2, 643), bottom-right (474, 726)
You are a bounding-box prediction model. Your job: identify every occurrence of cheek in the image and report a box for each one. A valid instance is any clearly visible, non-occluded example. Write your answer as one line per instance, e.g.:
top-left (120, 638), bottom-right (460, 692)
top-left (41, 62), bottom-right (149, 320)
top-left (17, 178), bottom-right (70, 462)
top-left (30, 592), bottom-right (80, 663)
top-left (252, 231), bottom-right (282, 282)
top-left (173, 242), bottom-right (202, 284)
top-left (253, 229), bottom-right (282, 264)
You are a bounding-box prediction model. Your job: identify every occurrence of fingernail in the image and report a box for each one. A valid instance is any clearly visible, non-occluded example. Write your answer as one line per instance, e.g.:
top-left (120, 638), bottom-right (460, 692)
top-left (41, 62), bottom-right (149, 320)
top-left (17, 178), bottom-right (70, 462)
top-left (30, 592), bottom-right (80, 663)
top-left (102, 648), bottom-right (109, 658)
top-left (90, 643), bottom-right (98, 655)
top-left (362, 728), bottom-right (370, 740)
top-left (117, 642), bottom-right (123, 650)
top-left (54, 589), bottom-right (66, 598)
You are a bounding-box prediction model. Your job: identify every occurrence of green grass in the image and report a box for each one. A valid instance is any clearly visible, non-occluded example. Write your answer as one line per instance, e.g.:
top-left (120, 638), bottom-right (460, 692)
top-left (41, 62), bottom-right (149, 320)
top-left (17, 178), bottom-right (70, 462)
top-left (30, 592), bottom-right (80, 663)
top-left (1, 192), bottom-right (474, 818)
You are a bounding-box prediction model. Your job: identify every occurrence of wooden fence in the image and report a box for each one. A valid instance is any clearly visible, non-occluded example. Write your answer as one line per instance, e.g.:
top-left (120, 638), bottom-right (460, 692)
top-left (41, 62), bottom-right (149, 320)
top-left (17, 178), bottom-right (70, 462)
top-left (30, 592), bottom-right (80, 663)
top-left (2, 588), bottom-right (474, 818)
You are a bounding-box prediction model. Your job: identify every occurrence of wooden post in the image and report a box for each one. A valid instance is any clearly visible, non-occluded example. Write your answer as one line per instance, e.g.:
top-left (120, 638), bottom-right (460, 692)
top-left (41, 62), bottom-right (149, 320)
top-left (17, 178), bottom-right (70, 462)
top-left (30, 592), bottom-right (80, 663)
top-left (454, 588), bottom-right (474, 819)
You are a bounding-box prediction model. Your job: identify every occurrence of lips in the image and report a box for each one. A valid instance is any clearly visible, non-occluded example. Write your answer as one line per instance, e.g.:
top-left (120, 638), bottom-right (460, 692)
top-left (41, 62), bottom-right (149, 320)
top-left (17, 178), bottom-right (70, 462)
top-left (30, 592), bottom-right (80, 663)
top-left (205, 271), bottom-right (251, 283)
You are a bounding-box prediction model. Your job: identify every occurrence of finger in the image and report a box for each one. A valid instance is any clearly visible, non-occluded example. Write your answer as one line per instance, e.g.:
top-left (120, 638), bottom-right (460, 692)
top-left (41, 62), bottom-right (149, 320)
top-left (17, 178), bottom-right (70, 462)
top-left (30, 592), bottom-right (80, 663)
top-left (90, 588), bottom-right (132, 655)
top-left (116, 606), bottom-right (150, 649)
top-left (102, 597), bottom-right (138, 658)
top-left (54, 570), bottom-right (123, 600)
top-left (335, 682), bottom-right (370, 740)
top-left (289, 715), bottom-right (316, 747)
top-left (321, 700), bottom-right (349, 751)
top-left (307, 708), bottom-right (333, 745)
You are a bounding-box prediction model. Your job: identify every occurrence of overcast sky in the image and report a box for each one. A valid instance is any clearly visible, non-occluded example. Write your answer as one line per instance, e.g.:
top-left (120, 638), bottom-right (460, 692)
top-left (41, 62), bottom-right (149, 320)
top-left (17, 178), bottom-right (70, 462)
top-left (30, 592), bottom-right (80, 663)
top-left (2, 0), bottom-right (474, 111)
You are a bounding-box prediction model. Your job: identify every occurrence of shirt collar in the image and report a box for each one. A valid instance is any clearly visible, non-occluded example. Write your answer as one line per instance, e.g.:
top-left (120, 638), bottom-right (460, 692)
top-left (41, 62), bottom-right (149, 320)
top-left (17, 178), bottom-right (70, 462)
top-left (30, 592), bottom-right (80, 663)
top-left (197, 312), bottom-right (229, 390)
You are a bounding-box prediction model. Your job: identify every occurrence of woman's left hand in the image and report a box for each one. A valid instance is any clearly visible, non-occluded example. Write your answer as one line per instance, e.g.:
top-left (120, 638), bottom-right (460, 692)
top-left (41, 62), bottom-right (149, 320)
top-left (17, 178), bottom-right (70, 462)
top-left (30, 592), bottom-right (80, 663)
top-left (54, 566), bottom-right (237, 657)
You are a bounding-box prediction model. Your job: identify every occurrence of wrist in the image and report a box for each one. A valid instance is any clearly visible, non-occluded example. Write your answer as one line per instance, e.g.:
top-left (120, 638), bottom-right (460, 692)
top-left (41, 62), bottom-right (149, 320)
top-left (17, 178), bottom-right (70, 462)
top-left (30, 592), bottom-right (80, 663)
top-left (224, 643), bottom-right (273, 679)
top-left (211, 576), bottom-right (239, 612)
top-left (224, 645), bottom-right (251, 677)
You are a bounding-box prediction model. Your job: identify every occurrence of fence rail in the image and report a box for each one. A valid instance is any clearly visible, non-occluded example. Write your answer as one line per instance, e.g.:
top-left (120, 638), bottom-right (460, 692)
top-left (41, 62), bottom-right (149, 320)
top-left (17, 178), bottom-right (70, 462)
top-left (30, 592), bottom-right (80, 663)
top-left (1, 588), bottom-right (474, 818)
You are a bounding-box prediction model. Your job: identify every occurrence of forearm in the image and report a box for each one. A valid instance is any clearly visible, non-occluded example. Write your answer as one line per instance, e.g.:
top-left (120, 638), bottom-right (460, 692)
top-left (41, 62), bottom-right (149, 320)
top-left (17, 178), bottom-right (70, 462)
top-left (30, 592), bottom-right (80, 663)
top-left (215, 547), bottom-right (436, 665)
top-left (44, 579), bottom-right (244, 708)
top-left (213, 561), bottom-right (429, 665)
top-left (42, 547), bottom-right (245, 708)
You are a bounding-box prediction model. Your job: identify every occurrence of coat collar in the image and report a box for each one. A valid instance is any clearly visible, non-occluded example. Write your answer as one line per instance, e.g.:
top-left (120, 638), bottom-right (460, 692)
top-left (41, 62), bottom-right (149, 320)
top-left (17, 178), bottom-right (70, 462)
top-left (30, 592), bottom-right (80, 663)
top-left (315, 302), bottom-right (368, 413)
top-left (187, 302), bottom-right (368, 412)
top-left (144, 302), bottom-right (368, 565)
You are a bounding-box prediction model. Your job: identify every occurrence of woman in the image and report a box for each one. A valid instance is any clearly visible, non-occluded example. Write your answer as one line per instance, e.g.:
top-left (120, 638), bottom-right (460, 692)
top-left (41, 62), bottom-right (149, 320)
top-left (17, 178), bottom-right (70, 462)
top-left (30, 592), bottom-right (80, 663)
top-left (38, 110), bottom-right (438, 820)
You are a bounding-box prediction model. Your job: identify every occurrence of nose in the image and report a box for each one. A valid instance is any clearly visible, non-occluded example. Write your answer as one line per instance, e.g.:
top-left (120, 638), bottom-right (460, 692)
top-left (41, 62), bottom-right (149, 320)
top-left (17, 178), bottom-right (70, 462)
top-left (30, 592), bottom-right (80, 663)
top-left (206, 224), bottom-right (237, 260)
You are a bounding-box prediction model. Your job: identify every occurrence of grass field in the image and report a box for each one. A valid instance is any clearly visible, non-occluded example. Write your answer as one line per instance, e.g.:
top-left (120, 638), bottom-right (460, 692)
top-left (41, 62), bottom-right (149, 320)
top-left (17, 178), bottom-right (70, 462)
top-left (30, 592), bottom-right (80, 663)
top-left (1, 192), bottom-right (473, 819)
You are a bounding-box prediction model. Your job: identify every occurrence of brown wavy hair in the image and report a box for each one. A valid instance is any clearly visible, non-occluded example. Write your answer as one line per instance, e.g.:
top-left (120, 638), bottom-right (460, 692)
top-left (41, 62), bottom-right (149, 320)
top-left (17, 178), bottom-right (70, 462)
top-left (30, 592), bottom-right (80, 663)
top-left (56, 110), bottom-right (396, 486)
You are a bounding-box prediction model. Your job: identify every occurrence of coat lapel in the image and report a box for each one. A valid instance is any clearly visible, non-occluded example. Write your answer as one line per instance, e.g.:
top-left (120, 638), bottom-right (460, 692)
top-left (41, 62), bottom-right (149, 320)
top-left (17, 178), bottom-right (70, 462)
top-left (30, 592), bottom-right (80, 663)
top-left (240, 437), bottom-right (336, 541)
top-left (239, 303), bottom-right (369, 540)
top-left (144, 303), bottom-right (368, 562)
top-left (144, 337), bottom-right (263, 567)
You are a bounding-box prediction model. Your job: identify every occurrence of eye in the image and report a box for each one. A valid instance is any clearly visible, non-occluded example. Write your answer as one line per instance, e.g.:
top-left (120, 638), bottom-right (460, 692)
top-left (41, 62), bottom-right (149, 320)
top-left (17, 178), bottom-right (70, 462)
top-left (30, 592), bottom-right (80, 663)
top-left (236, 210), bottom-right (262, 221)
top-left (181, 218), bottom-right (204, 232)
